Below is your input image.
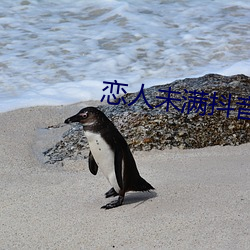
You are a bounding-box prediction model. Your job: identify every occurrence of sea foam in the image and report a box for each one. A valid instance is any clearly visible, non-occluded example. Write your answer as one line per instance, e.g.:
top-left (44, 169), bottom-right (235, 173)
top-left (0, 0), bottom-right (249, 112)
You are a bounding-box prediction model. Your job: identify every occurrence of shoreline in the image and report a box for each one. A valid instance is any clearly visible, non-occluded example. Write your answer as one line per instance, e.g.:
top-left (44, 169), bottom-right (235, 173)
top-left (0, 102), bottom-right (249, 249)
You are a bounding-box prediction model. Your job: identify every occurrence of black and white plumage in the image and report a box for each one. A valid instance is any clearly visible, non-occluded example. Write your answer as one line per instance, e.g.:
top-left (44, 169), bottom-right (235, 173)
top-left (65, 107), bottom-right (154, 209)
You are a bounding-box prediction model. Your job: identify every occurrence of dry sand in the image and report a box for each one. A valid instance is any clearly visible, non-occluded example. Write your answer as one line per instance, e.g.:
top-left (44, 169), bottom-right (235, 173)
top-left (0, 102), bottom-right (249, 249)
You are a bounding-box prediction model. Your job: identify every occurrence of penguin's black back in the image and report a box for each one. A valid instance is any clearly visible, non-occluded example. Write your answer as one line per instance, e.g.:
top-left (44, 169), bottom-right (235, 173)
top-left (98, 113), bottom-right (154, 192)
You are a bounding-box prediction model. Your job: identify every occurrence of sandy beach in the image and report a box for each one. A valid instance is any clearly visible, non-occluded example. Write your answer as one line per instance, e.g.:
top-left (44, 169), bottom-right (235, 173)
top-left (0, 102), bottom-right (249, 249)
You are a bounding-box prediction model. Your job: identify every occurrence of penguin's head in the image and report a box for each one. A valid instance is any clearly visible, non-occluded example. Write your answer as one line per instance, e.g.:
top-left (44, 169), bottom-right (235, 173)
top-left (65, 107), bottom-right (109, 129)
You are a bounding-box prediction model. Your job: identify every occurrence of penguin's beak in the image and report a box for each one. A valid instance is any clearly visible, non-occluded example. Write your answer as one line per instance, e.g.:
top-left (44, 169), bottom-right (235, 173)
top-left (64, 114), bottom-right (81, 124)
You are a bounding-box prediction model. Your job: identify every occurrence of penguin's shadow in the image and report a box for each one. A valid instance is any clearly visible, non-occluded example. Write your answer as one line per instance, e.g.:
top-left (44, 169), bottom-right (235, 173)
top-left (123, 191), bottom-right (157, 208)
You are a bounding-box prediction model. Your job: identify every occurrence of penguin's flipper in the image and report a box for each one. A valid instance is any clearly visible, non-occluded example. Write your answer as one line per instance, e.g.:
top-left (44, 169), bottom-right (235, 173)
top-left (105, 187), bottom-right (118, 198)
top-left (114, 146), bottom-right (124, 190)
top-left (88, 151), bottom-right (98, 175)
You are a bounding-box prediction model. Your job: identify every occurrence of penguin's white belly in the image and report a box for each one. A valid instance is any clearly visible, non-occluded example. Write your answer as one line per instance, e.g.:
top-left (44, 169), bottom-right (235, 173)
top-left (85, 131), bottom-right (120, 193)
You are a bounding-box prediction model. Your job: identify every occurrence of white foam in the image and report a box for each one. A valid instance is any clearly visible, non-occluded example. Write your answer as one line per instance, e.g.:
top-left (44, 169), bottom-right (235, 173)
top-left (219, 60), bottom-right (250, 76)
top-left (0, 0), bottom-right (250, 112)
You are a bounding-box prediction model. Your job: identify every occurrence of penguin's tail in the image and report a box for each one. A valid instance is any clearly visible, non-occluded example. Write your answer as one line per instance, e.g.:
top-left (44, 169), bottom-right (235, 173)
top-left (132, 176), bottom-right (154, 192)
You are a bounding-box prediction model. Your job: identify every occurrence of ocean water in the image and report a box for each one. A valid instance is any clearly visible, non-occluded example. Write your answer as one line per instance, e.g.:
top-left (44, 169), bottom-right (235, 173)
top-left (0, 0), bottom-right (250, 112)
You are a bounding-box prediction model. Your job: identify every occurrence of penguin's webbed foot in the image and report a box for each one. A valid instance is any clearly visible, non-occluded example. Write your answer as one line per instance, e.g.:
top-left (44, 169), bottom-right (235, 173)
top-left (101, 196), bottom-right (124, 209)
top-left (105, 187), bottom-right (118, 198)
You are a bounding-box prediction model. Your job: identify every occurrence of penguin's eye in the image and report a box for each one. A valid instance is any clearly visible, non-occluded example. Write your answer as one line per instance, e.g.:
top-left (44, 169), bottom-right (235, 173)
top-left (79, 112), bottom-right (88, 119)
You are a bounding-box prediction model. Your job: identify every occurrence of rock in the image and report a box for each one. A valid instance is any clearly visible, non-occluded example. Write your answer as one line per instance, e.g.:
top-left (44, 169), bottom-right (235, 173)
top-left (43, 74), bottom-right (250, 164)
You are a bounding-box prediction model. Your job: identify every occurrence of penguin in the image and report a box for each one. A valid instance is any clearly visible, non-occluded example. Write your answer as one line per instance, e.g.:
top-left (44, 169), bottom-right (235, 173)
top-left (65, 107), bottom-right (154, 209)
